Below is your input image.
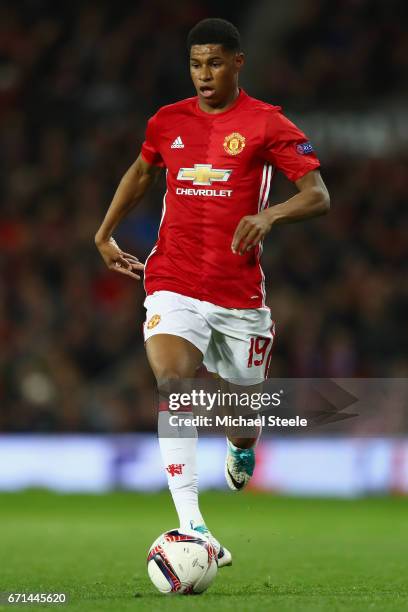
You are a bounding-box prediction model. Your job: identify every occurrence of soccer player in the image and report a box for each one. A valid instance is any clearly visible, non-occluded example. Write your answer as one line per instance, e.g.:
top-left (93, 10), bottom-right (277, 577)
top-left (95, 18), bottom-right (330, 565)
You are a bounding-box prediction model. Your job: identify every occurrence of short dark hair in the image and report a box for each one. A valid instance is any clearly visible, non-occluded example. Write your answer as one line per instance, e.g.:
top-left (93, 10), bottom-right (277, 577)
top-left (187, 18), bottom-right (241, 53)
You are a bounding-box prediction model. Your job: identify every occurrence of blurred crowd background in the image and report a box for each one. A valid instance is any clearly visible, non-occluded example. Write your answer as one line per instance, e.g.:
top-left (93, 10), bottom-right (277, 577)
top-left (1, 0), bottom-right (407, 432)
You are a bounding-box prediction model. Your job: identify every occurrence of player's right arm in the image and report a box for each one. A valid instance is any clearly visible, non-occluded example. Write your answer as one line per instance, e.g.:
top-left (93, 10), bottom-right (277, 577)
top-left (95, 154), bottom-right (161, 280)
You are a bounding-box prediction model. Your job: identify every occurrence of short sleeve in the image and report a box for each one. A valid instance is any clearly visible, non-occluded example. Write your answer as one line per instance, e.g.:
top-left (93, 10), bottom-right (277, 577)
top-left (261, 110), bottom-right (320, 182)
top-left (141, 114), bottom-right (165, 167)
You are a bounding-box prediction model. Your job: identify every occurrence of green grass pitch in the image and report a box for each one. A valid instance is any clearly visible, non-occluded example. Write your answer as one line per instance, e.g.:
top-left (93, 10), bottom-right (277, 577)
top-left (0, 491), bottom-right (407, 611)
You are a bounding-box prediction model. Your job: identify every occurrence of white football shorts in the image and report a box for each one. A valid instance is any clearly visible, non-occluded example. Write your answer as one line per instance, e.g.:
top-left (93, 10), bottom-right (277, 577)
top-left (143, 290), bottom-right (275, 385)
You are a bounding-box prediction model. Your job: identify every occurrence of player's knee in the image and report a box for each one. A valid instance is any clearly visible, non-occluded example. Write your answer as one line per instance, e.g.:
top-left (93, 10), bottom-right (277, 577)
top-left (156, 371), bottom-right (184, 385)
top-left (156, 371), bottom-right (186, 398)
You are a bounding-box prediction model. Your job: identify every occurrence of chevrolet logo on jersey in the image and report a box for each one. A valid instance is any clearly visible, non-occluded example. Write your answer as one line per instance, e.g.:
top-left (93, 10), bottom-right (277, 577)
top-left (177, 164), bottom-right (232, 186)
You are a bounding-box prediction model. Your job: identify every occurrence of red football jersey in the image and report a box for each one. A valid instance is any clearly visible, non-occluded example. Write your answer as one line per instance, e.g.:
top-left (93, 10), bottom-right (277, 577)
top-left (141, 89), bottom-right (320, 309)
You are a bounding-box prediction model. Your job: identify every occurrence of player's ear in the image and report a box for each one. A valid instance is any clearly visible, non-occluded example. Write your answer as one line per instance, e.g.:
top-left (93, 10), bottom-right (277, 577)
top-left (234, 52), bottom-right (244, 72)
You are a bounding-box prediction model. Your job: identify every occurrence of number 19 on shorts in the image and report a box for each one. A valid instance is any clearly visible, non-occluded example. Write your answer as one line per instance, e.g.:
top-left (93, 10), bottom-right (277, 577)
top-left (247, 336), bottom-right (273, 377)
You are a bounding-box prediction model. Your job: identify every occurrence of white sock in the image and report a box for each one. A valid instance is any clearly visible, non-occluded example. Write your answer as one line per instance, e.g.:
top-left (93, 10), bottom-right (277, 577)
top-left (158, 411), bottom-right (205, 531)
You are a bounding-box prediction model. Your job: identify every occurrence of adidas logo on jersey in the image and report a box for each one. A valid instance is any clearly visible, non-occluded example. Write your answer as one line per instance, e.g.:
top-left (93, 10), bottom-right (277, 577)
top-left (171, 136), bottom-right (184, 149)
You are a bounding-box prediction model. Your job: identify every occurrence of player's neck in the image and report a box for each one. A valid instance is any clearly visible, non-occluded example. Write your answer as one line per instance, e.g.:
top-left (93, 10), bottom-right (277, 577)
top-left (198, 86), bottom-right (240, 115)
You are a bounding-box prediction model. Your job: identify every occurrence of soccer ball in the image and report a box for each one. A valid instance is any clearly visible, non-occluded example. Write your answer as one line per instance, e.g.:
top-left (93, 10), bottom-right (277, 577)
top-left (147, 528), bottom-right (218, 594)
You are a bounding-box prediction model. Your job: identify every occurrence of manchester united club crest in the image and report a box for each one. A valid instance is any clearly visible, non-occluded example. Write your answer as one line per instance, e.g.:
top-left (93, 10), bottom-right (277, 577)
top-left (223, 132), bottom-right (246, 156)
top-left (147, 314), bottom-right (161, 330)
top-left (166, 463), bottom-right (185, 477)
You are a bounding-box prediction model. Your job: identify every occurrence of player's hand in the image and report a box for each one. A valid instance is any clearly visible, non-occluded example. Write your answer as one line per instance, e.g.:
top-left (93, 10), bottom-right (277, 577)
top-left (95, 237), bottom-right (144, 280)
top-left (231, 211), bottom-right (272, 255)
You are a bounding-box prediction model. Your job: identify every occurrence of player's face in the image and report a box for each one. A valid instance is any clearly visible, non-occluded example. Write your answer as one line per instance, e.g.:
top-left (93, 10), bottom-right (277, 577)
top-left (190, 44), bottom-right (244, 110)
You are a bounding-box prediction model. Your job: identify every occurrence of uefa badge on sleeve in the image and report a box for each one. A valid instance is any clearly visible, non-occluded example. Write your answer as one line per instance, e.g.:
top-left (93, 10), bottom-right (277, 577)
top-left (296, 141), bottom-right (314, 155)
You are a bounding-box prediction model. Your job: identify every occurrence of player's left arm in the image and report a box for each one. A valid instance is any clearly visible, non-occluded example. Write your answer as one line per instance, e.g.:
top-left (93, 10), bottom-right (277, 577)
top-left (231, 169), bottom-right (330, 255)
